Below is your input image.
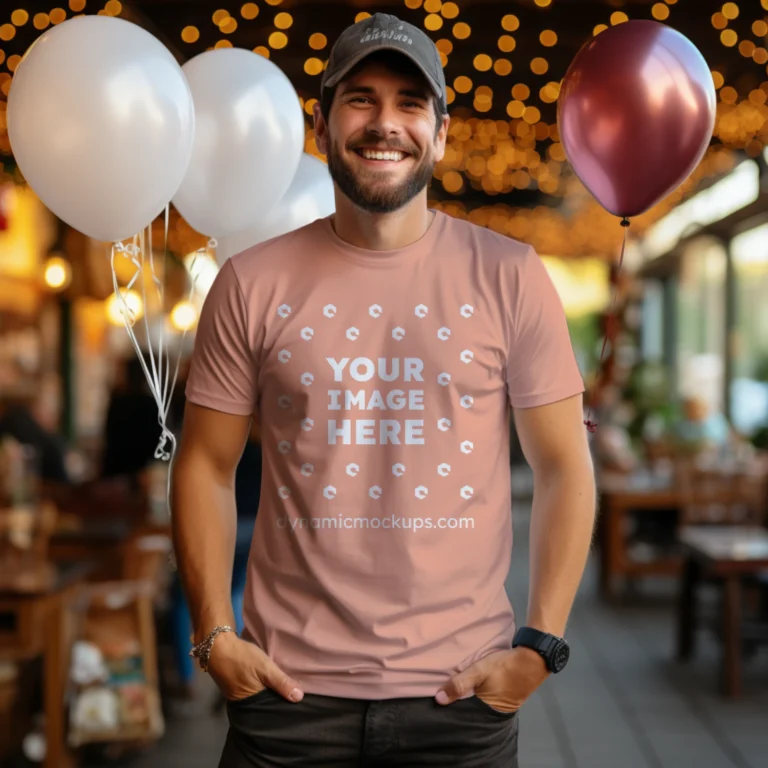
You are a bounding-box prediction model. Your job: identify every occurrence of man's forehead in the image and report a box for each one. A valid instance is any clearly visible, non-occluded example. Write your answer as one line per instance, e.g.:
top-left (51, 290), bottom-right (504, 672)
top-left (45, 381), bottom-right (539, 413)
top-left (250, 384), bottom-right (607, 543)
top-left (340, 68), bottom-right (431, 97)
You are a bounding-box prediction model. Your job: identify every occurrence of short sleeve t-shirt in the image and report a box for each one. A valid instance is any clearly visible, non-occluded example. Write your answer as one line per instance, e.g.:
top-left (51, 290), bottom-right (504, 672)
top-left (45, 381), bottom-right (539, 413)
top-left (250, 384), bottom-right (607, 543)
top-left (185, 210), bottom-right (584, 698)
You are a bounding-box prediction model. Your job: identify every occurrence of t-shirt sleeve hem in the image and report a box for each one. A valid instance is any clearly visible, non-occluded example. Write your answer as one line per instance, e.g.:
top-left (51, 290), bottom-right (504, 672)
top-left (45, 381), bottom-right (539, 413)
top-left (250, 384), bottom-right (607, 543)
top-left (185, 389), bottom-right (255, 417)
top-left (509, 382), bottom-right (585, 410)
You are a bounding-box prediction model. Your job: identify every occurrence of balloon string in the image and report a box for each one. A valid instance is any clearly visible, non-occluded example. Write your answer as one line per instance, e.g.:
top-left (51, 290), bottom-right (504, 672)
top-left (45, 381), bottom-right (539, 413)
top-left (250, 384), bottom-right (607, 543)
top-left (583, 217), bottom-right (630, 434)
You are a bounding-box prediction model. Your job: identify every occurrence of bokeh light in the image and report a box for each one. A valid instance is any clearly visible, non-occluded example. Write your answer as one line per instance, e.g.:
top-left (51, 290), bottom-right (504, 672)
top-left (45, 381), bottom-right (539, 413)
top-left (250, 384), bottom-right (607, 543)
top-left (473, 54), bottom-right (492, 72)
top-left (498, 35), bottom-right (516, 53)
top-left (269, 31), bottom-right (288, 49)
top-left (275, 13), bottom-right (293, 30)
top-left (241, 3), bottom-right (259, 20)
top-left (453, 22), bottom-right (471, 39)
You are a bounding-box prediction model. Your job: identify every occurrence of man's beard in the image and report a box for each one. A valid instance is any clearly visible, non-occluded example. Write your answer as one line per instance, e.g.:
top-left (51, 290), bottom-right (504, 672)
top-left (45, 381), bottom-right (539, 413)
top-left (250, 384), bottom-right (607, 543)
top-left (326, 135), bottom-right (436, 214)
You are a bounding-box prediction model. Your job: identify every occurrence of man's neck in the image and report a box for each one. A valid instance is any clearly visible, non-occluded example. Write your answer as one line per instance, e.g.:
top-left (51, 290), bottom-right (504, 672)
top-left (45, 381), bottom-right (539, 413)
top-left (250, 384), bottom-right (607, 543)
top-left (331, 194), bottom-right (433, 251)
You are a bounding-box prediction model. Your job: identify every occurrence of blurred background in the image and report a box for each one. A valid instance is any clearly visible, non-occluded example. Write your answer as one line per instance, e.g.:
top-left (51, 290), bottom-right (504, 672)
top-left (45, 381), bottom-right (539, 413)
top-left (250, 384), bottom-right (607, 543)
top-left (0, 1), bottom-right (766, 767)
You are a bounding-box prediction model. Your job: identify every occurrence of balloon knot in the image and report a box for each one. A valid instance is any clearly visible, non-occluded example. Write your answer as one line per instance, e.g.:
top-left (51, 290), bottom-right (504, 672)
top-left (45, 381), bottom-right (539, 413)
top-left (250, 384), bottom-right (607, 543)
top-left (620, 218), bottom-right (630, 228)
top-left (154, 428), bottom-right (173, 461)
top-left (584, 419), bottom-right (598, 433)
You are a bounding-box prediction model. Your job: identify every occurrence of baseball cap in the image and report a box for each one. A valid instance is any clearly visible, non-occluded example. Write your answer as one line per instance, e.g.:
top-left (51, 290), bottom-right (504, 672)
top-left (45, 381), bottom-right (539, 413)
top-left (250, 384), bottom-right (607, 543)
top-left (321, 13), bottom-right (448, 114)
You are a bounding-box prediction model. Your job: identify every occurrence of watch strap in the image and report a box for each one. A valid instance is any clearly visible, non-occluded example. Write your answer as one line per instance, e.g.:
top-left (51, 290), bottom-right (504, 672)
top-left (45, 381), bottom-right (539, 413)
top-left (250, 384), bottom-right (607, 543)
top-left (513, 626), bottom-right (561, 669)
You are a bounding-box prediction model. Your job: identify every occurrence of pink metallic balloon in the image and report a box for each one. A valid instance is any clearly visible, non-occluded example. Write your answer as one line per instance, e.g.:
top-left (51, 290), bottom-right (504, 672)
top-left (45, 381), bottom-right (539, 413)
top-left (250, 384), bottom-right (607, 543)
top-left (558, 20), bottom-right (716, 219)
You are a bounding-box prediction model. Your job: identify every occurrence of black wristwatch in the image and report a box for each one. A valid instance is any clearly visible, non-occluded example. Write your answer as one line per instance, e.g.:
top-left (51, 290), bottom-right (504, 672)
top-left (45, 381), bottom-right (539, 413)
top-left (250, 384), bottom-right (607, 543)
top-left (512, 626), bottom-right (570, 674)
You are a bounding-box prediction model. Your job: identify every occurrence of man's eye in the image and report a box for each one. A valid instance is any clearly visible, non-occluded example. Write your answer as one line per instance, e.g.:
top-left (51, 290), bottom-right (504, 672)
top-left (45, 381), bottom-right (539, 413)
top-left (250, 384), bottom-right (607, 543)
top-left (402, 101), bottom-right (424, 109)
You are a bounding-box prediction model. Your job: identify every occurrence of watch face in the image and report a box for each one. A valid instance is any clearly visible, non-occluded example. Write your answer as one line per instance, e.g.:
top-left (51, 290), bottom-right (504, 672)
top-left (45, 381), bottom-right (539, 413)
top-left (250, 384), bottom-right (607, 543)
top-left (552, 640), bottom-right (570, 673)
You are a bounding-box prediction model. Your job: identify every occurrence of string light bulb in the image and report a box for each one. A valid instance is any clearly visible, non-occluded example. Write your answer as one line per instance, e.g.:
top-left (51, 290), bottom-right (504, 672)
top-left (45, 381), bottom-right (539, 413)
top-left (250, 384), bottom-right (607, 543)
top-left (170, 301), bottom-right (198, 332)
top-left (44, 256), bottom-right (72, 292)
top-left (106, 291), bottom-right (144, 326)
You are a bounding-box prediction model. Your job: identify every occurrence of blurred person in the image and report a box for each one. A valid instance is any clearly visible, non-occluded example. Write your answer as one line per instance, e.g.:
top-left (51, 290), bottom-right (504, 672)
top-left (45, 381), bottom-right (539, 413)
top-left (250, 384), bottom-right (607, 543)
top-left (0, 391), bottom-right (70, 484)
top-left (100, 357), bottom-right (162, 484)
top-left (172, 13), bottom-right (595, 768)
top-left (674, 394), bottom-right (731, 454)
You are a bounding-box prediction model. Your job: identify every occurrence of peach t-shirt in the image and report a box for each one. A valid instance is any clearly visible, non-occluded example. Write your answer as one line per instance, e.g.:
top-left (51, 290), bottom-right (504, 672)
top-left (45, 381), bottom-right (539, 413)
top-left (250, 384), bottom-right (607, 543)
top-left (185, 210), bottom-right (584, 699)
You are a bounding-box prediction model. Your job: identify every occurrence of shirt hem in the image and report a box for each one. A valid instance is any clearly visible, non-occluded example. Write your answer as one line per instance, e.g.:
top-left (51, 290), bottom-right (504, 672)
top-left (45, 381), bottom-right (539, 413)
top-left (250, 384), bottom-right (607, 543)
top-left (510, 383), bottom-right (585, 410)
top-left (185, 390), bottom-right (254, 416)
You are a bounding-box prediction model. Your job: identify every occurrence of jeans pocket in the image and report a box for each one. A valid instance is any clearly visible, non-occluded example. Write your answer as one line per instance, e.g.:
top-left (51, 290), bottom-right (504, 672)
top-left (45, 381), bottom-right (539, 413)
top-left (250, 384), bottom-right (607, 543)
top-left (226, 686), bottom-right (274, 707)
top-left (467, 694), bottom-right (519, 719)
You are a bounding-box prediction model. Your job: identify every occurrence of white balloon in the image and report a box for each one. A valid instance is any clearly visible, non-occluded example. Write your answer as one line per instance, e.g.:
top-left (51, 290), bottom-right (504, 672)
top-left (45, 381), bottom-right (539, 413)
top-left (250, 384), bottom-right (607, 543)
top-left (216, 154), bottom-right (336, 265)
top-left (173, 48), bottom-right (305, 238)
top-left (7, 16), bottom-right (195, 243)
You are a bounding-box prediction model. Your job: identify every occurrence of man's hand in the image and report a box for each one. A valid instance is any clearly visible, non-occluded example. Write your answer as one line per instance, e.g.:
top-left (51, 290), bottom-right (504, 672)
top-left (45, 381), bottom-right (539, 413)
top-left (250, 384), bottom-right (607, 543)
top-left (434, 648), bottom-right (549, 713)
top-left (207, 633), bottom-right (305, 703)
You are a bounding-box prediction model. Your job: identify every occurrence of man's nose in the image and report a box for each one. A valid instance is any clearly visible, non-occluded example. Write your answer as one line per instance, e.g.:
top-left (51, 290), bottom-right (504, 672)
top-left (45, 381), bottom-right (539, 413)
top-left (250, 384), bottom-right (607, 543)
top-left (366, 103), bottom-right (402, 139)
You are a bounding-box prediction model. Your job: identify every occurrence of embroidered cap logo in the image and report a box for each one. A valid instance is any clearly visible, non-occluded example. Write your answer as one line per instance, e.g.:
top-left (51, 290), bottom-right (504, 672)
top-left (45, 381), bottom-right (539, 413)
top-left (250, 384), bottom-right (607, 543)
top-left (360, 22), bottom-right (413, 46)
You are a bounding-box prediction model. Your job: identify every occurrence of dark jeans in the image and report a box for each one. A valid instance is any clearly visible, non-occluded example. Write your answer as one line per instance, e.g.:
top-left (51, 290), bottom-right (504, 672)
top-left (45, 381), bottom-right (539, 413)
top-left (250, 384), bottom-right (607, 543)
top-left (219, 687), bottom-right (519, 767)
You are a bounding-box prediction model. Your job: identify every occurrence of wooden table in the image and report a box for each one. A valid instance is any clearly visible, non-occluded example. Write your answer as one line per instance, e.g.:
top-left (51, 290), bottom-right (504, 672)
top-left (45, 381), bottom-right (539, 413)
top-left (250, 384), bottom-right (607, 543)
top-left (0, 559), bottom-right (92, 767)
top-left (49, 518), bottom-right (134, 579)
top-left (598, 471), bottom-right (683, 598)
top-left (676, 526), bottom-right (768, 698)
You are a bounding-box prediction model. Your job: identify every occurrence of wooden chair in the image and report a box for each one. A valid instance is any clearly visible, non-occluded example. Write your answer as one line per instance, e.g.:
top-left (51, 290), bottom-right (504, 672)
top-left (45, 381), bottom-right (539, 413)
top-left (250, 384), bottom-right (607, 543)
top-left (675, 459), bottom-right (768, 665)
top-left (676, 462), bottom-right (766, 527)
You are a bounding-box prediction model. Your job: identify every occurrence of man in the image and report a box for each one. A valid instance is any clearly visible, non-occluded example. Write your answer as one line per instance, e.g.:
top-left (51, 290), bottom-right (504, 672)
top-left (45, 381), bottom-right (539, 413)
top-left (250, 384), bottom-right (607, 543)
top-left (173, 12), bottom-right (596, 767)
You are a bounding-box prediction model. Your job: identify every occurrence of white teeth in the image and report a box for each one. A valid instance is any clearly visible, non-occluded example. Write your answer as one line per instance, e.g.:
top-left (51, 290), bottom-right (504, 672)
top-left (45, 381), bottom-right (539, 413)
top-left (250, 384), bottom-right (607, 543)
top-left (361, 149), bottom-right (405, 161)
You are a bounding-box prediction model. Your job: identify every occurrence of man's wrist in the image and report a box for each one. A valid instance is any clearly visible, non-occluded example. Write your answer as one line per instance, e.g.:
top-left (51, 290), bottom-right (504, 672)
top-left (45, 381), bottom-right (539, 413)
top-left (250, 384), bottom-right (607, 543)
top-left (192, 617), bottom-right (237, 646)
top-left (511, 644), bottom-right (550, 674)
top-left (190, 624), bottom-right (237, 672)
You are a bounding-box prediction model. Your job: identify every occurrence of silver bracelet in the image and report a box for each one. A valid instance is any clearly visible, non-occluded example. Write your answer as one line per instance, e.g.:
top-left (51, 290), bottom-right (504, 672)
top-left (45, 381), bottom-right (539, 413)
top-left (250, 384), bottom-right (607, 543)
top-left (189, 625), bottom-right (235, 672)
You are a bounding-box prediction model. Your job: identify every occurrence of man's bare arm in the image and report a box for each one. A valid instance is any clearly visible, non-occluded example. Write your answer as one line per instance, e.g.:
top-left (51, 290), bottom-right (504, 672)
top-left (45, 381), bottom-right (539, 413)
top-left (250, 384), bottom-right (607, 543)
top-left (513, 393), bottom-right (596, 637)
top-left (170, 401), bottom-right (305, 702)
top-left (171, 402), bottom-right (250, 642)
top-left (435, 393), bottom-right (596, 709)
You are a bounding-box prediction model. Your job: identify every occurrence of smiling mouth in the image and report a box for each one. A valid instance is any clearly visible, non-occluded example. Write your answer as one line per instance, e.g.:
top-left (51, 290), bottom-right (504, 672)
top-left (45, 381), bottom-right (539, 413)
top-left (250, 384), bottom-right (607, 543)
top-left (354, 148), bottom-right (409, 162)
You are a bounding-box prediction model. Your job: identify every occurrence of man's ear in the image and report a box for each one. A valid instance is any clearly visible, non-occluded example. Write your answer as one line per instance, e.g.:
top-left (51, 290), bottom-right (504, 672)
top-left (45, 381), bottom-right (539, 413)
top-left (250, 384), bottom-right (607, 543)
top-left (434, 114), bottom-right (450, 162)
top-left (313, 102), bottom-right (328, 156)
